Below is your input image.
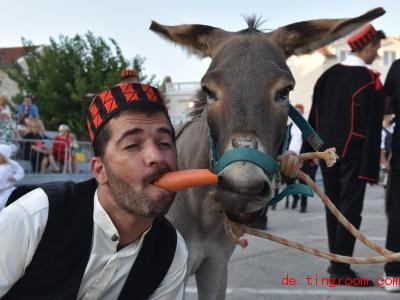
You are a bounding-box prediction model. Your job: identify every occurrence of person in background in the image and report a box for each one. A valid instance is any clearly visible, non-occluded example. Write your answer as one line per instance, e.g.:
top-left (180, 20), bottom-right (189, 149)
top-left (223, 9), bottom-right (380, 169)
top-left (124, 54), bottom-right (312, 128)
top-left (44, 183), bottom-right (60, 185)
top-left (17, 95), bottom-right (39, 121)
top-left (382, 58), bottom-right (400, 292)
top-left (0, 83), bottom-right (187, 299)
top-left (380, 114), bottom-right (394, 171)
top-left (53, 124), bottom-right (74, 173)
top-left (0, 144), bottom-right (24, 210)
top-left (23, 121), bottom-right (60, 173)
top-left (303, 24), bottom-right (385, 285)
top-left (69, 132), bottom-right (80, 173)
top-left (285, 103), bottom-right (308, 213)
top-left (0, 95), bottom-right (12, 121)
top-left (120, 68), bottom-right (139, 84)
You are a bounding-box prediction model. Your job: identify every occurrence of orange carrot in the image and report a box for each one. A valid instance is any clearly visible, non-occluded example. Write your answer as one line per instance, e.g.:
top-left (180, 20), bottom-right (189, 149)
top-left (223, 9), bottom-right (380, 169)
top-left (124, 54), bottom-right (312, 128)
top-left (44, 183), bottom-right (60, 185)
top-left (153, 169), bottom-right (218, 192)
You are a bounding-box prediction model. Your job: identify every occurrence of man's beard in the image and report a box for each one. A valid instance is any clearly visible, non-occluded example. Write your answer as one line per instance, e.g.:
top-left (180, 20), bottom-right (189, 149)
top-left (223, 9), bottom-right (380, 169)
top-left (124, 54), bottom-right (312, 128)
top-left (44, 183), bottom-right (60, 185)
top-left (104, 163), bottom-right (173, 217)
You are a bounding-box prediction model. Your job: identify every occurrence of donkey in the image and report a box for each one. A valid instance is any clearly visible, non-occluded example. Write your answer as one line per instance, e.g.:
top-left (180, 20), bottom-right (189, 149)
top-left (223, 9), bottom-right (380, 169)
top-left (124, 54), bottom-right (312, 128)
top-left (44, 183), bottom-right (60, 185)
top-left (150, 7), bottom-right (385, 299)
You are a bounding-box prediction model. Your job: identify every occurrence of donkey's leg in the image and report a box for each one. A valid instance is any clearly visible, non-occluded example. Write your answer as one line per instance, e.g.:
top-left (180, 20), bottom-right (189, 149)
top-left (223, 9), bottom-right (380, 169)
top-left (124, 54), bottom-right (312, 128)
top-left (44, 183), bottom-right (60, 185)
top-left (195, 257), bottom-right (229, 300)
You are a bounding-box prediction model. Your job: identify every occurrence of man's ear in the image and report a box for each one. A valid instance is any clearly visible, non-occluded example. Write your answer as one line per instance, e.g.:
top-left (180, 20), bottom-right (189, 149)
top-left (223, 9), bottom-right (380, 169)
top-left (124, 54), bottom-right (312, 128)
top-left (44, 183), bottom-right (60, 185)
top-left (91, 157), bottom-right (108, 185)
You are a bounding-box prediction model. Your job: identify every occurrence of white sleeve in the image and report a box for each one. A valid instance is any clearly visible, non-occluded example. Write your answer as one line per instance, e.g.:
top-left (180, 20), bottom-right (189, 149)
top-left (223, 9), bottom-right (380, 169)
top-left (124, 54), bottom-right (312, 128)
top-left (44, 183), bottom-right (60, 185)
top-left (0, 188), bottom-right (48, 297)
top-left (9, 159), bottom-right (25, 181)
top-left (148, 230), bottom-right (188, 300)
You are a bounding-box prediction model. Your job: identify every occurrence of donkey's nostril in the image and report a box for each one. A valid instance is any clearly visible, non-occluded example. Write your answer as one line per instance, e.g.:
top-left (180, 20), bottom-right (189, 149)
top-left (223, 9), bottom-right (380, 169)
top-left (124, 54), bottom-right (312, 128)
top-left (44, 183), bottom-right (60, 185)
top-left (258, 182), bottom-right (271, 198)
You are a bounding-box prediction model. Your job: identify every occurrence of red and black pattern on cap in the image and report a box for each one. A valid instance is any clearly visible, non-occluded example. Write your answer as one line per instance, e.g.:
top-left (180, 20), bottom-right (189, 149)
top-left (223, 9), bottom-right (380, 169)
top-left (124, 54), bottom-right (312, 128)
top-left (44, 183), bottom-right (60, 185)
top-left (347, 24), bottom-right (378, 52)
top-left (87, 83), bottom-right (167, 142)
top-left (120, 68), bottom-right (138, 78)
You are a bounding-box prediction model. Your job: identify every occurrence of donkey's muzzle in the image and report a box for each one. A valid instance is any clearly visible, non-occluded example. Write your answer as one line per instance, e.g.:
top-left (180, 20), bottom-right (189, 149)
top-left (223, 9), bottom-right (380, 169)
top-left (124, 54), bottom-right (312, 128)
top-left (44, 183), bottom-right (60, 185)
top-left (219, 163), bottom-right (271, 197)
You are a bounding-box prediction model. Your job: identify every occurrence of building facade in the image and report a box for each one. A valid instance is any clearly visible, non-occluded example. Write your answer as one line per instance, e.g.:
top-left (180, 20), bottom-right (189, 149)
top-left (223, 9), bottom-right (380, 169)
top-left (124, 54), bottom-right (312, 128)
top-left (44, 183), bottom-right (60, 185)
top-left (164, 81), bottom-right (201, 125)
top-left (0, 47), bottom-right (26, 102)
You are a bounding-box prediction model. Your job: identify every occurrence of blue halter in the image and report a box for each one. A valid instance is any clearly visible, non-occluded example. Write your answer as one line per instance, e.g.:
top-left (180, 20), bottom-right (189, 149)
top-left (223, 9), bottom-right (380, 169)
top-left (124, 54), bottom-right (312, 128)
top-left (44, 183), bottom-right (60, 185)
top-left (208, 104), bottom-right (324, 206)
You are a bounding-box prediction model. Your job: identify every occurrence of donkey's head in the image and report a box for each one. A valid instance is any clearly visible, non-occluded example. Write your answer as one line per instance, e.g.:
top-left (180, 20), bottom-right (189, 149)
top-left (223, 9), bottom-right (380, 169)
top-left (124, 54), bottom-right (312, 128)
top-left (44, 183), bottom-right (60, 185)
top-left (150, 8), bottom-right (384, 223)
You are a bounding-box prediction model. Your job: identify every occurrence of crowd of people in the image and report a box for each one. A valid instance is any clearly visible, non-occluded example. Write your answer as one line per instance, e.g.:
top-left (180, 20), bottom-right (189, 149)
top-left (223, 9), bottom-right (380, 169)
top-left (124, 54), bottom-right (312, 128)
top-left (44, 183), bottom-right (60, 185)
top-left (0, 94), bottom-right (80, 174)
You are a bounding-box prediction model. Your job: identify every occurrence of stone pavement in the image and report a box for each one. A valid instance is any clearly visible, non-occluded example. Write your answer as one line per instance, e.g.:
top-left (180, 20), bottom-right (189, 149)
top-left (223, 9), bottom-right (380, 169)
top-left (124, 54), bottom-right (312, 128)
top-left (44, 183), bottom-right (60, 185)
top-left (185, 183), bottom-right (400, 299)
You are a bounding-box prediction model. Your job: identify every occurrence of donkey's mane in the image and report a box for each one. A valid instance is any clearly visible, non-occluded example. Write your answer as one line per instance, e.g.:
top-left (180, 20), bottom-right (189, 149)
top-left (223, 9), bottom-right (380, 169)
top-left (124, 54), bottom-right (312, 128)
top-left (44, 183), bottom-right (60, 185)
top-left (240, 15), bottom-right (265, 33)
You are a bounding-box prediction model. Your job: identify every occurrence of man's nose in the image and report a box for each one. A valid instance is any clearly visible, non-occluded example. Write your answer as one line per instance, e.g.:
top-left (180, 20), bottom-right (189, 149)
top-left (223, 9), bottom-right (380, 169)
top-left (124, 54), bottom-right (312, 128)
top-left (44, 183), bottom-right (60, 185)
top-left (144, 143), bottom-right (165, 167)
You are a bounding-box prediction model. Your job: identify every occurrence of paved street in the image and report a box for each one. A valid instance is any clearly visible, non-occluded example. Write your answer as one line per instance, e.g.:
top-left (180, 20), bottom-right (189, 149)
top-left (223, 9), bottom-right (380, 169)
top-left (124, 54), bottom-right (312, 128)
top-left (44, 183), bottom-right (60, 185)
top-left (185, 180), bottom-right (399, 299)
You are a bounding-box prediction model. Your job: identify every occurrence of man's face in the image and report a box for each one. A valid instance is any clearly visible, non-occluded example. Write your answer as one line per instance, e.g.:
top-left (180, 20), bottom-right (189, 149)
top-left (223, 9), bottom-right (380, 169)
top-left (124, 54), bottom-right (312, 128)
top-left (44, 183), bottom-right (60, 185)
top-left (365, 42), bottom-right (380, 64)
top-left (99, 110), bottom-right (177, 218)
top-left (23, 97), bottom-right (32, 106)
top-left (30, 124), bottom-right (40, 134)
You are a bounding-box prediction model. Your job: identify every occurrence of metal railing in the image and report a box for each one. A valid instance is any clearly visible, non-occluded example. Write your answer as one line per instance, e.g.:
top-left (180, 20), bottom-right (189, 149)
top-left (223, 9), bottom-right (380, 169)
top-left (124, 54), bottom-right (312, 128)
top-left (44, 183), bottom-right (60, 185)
top-left (3, 138), bottom-right (93, 175)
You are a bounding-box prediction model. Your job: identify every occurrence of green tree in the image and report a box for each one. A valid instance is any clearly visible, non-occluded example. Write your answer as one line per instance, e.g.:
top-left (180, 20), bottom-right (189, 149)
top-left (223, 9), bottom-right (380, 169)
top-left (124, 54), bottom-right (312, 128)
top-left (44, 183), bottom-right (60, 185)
top-left (8, 32), bottom-right (154, 138)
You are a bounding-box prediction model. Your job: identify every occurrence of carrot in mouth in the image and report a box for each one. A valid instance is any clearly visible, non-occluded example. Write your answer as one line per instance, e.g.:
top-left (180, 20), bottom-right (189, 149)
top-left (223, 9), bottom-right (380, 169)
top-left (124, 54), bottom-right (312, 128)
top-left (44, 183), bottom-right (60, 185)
top-left (153, 169), bottom-right (218, 192)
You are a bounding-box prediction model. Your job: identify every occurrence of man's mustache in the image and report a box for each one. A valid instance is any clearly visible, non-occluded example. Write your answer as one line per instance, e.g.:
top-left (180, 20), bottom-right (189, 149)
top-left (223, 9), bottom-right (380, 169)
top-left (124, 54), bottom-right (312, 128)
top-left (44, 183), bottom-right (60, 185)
top-left (144, 166), bottom-right (170, 185)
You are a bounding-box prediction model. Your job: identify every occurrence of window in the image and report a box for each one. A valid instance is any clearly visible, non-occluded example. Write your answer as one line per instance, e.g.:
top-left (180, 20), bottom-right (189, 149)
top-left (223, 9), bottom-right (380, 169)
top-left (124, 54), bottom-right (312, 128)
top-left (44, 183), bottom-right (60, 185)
top-left (383, 51), bottom-right (396, 66)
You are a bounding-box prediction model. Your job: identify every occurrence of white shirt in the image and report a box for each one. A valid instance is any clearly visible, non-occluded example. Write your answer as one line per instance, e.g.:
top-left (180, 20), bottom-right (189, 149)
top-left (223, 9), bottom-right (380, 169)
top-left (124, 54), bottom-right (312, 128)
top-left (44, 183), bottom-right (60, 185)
top-left (381, 123), bottom-right (395, 149)
top-left (288, 122), bottom-right (303, 154)
top-left (0, 188), bottom-right (188, 299)
top-left (0, 159), bottom-right (25, 209)
top-left (341, 54), bottom-right (367, 67)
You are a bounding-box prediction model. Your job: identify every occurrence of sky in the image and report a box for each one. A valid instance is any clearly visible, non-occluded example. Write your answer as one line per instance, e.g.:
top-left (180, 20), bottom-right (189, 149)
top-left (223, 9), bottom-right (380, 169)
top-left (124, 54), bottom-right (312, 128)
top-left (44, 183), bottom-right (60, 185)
top-left (0, 0), bottom-right (398, 83)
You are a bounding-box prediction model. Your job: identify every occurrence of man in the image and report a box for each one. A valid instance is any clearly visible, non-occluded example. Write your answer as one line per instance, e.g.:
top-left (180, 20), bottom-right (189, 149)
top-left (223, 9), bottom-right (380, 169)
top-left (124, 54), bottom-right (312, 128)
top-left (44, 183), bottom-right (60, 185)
top-left (304, 24), bottom-right (385, 286)
top-left (120, 68), bottom-right (139, 84)
top-left (16, 95), bottom-right (39, 121)
top-left (0, 83), bottom-right (188, 299)
top-left (285, 103), bottom-right (309, 213)
top-left (382, 58), bottom-right (400, 292)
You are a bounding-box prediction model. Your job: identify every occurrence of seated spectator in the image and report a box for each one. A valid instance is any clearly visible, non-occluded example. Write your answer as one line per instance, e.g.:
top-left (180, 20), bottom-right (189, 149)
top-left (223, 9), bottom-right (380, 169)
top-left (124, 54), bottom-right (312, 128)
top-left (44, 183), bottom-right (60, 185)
top-left (23, 121), bottom-right (60, 173)
top-left (16, 95), bottom-right (39, 121)
top-left (0, 144), bottom-right (24, 210)
top-left (53, 124), bottom-right (77, 173)
top-left (16, 115), bottom-right (30, 138)
top-left (0, 95), bottom-right (12, 121)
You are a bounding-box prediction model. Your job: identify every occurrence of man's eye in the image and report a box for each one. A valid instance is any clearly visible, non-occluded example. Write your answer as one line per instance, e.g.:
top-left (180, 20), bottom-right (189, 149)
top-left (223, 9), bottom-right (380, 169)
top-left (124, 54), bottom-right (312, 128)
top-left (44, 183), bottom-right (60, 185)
top-left (159, 142), bottom-right (172, 148)
top-left (125, 144), bottom-right (139, 150)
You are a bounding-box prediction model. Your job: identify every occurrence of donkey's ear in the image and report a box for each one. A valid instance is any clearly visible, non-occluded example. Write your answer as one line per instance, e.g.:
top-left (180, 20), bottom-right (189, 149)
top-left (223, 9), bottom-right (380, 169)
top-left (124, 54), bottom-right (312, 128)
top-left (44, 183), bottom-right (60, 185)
top-left (270, 7), bottom-right (385, 57)
top-left (150, 21), bottom-right (231, 58)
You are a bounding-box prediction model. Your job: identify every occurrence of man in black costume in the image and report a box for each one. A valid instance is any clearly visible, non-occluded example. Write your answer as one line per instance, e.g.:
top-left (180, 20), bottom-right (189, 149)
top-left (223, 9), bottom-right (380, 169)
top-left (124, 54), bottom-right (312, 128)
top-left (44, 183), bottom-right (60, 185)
top-left (382, 58), bottom-right (400, 292)
top-left (305, 24), bottom-right (385, 286)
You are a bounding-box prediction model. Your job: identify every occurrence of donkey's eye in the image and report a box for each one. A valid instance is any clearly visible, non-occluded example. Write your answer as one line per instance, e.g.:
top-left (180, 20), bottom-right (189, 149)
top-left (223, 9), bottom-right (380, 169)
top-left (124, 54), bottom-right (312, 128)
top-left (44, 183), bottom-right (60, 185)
top-left (202, 86), bottom-right (217, 103)
top-left (275, 86), bottom-right (293, 102)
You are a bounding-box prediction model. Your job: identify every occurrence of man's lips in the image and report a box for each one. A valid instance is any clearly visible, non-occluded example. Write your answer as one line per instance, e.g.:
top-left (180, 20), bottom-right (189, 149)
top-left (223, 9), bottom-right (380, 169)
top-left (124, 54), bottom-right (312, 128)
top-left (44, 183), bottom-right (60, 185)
top-left (145, 167), bottom-right (170, 186)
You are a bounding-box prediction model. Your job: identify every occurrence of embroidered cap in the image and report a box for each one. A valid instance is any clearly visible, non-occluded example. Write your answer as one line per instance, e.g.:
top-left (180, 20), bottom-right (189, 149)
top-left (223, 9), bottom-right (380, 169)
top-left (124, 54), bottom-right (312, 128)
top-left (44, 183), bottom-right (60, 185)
top-left (120, 68), bottom-right (138, 79)
top-left (87, 83), bottom-right (168, 143)
top-left (347, 24), bottom-right (386, 52)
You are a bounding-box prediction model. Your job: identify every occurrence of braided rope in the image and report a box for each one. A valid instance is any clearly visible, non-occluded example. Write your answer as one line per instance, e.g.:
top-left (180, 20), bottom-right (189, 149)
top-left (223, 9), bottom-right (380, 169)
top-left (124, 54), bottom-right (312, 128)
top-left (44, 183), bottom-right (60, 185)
top-left (223, 148), bottom-right (399, 264)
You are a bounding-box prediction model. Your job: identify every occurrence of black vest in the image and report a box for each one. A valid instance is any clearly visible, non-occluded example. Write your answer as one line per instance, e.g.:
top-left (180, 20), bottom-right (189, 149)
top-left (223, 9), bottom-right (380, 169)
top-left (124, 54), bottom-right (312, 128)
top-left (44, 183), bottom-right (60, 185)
top-left (4, 179), bottom-right (177, 300)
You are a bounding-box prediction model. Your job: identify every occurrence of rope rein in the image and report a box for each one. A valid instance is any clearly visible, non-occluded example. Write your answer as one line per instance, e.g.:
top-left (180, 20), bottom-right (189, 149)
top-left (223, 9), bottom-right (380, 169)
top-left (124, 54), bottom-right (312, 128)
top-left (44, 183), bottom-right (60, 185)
top-left (223, 148), bottom-right (400, 264)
